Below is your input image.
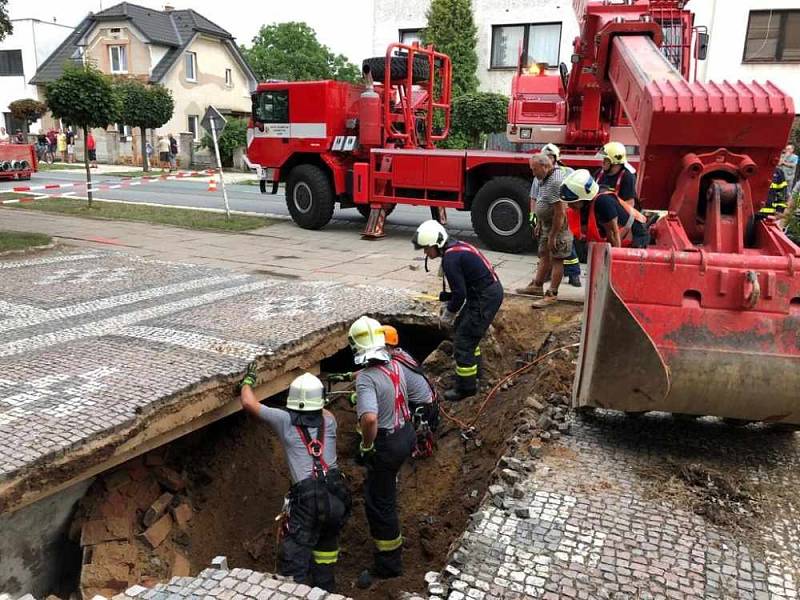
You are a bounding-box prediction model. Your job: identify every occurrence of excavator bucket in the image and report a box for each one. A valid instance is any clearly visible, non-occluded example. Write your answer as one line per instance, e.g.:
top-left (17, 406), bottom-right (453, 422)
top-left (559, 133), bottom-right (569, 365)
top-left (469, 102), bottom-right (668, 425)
top-left (575, 239), bottom-right (800, 424)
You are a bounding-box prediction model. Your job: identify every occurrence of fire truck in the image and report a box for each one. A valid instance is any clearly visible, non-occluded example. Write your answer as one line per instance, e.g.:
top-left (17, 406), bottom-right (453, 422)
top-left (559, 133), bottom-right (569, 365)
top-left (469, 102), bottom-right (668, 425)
top-left (0, 143), bottom-right (36, 182)
top-left (247, 0), bottom-right (800, 424)
top-left (245, 44), bottom-right (602, 254)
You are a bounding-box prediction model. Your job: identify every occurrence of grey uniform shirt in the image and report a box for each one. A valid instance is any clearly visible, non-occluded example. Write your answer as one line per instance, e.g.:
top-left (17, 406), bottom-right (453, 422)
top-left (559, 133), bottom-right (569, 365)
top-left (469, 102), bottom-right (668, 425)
top-left (257, 407), bottom-right (338, 484)
top-left (356, 361), bottom-right (410, 430)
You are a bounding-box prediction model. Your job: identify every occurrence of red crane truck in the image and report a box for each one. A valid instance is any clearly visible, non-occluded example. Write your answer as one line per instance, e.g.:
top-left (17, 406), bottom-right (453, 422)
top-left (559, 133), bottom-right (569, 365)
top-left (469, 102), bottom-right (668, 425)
top-left (246, 0), bottom-right (800, 424)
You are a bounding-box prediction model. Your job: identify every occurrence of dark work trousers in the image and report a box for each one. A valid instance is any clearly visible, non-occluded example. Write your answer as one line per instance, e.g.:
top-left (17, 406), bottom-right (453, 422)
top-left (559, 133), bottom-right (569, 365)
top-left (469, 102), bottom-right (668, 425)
top-left (364, 421), bottom-right (416, 577)
top-left (564, 243), bottom-right (581, 277)
top-left (279, 469), bottom-right (351, 592)
top-left (453, 280), bottom-right (504, 394)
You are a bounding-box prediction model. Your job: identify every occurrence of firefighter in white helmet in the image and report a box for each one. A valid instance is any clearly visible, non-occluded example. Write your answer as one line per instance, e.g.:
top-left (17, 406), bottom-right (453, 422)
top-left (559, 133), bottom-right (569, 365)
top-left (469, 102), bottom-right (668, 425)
top-left (412, 220), bottom-right (503, 400)
top-left (347, 316), bottom-right (415, 587)
top-left (559, 169), bottom-right (649, 249)
top-left (239, 366), bottom-right (351, 592)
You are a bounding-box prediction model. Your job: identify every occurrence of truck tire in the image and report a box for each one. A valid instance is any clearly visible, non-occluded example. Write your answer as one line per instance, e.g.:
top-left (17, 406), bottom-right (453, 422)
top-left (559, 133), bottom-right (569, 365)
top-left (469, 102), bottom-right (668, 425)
top-left (286, 165), bottom-right (334, 230)
top-left (470, 177), bottom-right (534, 254)
top-left (355, 203), bottom-right (396, 220)
top-left (362, 56), bottom-right (430, 83)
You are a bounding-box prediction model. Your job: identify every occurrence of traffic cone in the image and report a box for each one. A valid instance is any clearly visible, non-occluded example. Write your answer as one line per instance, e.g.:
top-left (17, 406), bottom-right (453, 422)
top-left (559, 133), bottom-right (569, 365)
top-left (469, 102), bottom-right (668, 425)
top-left (208, 176), bottom-right (218, 192)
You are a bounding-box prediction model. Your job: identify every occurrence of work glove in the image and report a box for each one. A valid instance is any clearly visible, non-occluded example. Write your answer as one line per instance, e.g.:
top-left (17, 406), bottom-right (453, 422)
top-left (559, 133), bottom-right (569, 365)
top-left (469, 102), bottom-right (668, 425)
top-left (439, 304), bottom-right (457, 328)
top-left (239, 361), bottom-right (257, 390)
top-left (356, 440), bottom-right (376, 466)
top-left (328, 372), bottom-right (353, 383)
top-left (348, 391), bottom-right (358, 407)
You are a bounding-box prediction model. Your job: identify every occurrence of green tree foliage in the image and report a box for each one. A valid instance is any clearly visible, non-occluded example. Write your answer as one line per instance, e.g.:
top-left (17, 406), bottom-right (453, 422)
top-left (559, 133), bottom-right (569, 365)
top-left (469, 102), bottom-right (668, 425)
top-left (450, 92), bottom-right (509, 148)
top-left (115, 79), bottom-right (174, 171)
top-left (423, 0), bottom-right (479, 97)
top-left (44, 65), bottom-right (120, 206)
top-left (242, 22), bottom-right (360, 82)
top-left (8, 99), bottom-right (47, 125)
top-left (0, 0), bottom-right (12, 41)
top-left (201, 118), bottom-right (248, 167)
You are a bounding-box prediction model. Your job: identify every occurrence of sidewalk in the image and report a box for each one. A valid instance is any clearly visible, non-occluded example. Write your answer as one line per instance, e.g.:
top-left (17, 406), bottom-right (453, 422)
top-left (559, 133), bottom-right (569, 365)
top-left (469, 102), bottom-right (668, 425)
top-left (0, 208), bottom-right (586, 303)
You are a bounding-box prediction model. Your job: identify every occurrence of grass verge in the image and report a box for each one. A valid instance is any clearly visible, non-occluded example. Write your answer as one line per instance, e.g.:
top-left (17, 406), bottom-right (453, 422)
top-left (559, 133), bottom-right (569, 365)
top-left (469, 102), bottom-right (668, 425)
top-left (0, 194), bottom-right (276, 232)
top-left (37, 162), bottom-right (85, 171)
top-left (0, 230), bottom-right (52, 253)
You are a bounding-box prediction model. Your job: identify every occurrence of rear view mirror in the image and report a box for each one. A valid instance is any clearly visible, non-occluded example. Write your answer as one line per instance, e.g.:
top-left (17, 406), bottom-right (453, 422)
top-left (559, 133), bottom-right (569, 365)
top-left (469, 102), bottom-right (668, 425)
top-left (695, 32), bottom-right (709, 60)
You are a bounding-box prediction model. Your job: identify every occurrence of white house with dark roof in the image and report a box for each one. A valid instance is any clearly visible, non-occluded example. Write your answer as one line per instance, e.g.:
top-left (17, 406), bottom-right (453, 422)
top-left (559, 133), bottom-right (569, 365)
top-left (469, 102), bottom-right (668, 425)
top-left (30, 2), bottom-right (256, 163)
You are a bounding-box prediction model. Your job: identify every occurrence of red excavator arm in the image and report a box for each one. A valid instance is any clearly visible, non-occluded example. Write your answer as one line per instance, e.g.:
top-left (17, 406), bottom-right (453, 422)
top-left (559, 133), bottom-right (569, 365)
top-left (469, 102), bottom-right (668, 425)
top-left (551, 1), bottom-right (800, 423)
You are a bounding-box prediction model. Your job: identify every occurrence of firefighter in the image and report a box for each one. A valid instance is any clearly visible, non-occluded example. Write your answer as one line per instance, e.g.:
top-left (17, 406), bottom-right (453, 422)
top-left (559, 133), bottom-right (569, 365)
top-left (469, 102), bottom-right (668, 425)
top-left (381, 324), bottom-right (440, 458)
top-left (760, 167), bottom-right (789, 216)
top-left (560, 169), bottom-right (649, 248)
top-left (541, 143), bottom-right (581, 287)
top-left (412, 220), bottom-right (504, 401)
top-left (239, 367), bottom-right (351, 592)
top-left (597, 141), bottom-right (638, 209)
top-left (348, 316), bottom-right (416, 587)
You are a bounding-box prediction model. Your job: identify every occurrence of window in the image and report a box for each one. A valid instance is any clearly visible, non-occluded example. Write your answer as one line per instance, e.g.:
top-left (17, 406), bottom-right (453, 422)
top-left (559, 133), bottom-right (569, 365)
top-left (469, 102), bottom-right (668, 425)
top-left (115, 123), bottom-right (132, 138)
top-left (225, 68), bottom-right (232, 87)
top-left (185, 52), bottom-right (197, 81)
top-left (188, 115), bottom-right (200, 141)
top-left (109, 45), bottom-right (127, 73)
top-left (744, 10), bottom-right (800, 62)
top-left (490, 23), bottom-right (562, 69)
top-left (0, 50), bottom-right (24, 76)
top-left (252, 90), bottom-right (289, 123)
top-left (399, 29), bottom-right (422, 45)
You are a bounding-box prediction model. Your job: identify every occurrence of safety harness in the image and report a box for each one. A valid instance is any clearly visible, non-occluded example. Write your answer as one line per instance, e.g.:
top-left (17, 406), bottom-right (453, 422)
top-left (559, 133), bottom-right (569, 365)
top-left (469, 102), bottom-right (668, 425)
top-left (376, 360), bottom-right (411, 430)
top-left (391, 350), bottom-right (439, 459)
top-left (443, 241), bottom-right (498, 283)
top-left (295, 418), bottom-right (329, 480)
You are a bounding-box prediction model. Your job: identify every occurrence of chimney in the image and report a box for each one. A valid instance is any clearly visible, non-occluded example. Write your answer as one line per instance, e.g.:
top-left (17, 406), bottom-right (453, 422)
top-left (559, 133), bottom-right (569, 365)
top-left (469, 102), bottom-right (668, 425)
top-left (163, 4), bottom-right (174, 11)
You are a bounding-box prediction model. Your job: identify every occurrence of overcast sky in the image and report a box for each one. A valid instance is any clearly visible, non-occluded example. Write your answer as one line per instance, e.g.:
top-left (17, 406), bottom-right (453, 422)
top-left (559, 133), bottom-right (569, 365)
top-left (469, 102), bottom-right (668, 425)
top-left (8, 0), bottom-right (375, 63)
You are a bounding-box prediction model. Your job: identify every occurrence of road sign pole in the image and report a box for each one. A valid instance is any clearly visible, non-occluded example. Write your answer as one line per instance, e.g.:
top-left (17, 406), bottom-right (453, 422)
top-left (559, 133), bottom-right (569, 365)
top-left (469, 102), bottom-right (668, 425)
top-left (210, 118), bottom-right (231, 220)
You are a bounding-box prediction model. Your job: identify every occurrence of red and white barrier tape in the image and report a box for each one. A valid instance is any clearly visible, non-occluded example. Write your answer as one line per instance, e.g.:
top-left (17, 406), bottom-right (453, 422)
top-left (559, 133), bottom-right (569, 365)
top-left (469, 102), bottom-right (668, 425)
top-left (9, 169), bottom-right (215, 193)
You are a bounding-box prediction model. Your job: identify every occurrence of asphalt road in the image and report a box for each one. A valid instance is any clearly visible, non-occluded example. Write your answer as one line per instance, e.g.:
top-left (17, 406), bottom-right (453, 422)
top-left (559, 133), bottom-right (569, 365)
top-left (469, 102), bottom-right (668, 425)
top-left (1, 170), bottom-right (475, 232)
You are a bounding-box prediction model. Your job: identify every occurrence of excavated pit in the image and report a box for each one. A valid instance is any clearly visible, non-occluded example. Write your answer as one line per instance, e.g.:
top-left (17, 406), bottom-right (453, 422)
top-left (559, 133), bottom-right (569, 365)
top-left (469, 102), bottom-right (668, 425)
top-left (54, 299), bottom-right (582, 599)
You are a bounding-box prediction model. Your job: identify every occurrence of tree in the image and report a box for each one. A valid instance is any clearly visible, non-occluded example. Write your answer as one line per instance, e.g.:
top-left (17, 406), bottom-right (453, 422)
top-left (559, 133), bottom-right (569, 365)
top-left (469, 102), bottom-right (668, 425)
top-left (451, 92), bottom-right (509, 147)
top-left (423, 0), bottom-right (479, 97)
top-left (201, 118), bottom-right (247, 167)
top-left (242, 22), bottom-right (360, 83)
top-left (115, 79), bottom-right (174, 171)
top-left (44, 65), bottom-right (120, 207)
top-left (0, 0), bottom-right (12, 42)
top-left (8, 99), bottom-right (47, 129)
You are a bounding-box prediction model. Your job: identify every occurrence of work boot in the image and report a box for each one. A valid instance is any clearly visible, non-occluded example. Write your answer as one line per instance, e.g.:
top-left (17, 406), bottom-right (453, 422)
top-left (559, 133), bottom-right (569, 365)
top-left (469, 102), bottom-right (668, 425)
top-left (356, 570), bottom-right (373, 589)
top-left (568, 274), bottom-right (582, 287)
top-left (444, 387), bottom-right (476, 402)
top-left (515, 281), bottom-right (544, 296)
top-left (531, 291), bottom-right (558, 309)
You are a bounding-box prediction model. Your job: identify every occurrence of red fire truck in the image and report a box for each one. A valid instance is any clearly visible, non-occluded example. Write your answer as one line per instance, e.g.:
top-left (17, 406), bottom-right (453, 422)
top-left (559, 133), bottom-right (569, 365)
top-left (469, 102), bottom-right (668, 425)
top-left (0, 143), bottom-right (36, 182)
top-left (245, 43), bottom-right (600, 253)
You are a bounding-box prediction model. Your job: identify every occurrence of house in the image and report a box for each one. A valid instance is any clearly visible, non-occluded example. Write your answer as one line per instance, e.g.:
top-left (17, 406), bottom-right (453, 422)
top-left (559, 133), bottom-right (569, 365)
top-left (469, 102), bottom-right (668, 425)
top-left (688, 0), bottom-right (800, 112)
top-left (30, 2), bottom-right (257, 164)
top-left (371, 0), bottom-right (580, 95)
top-left (0, 18), bottom-right (73, 134)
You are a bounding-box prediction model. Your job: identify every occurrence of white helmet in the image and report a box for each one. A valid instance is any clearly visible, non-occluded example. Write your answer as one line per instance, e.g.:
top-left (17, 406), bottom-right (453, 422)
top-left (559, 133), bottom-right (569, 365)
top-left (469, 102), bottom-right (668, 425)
top-left (560, 169), bottom-right (599, 203)
top-left (541, 143), bottom-right (560, 162)
top-left (348, 316), bottom-right (391, 365)
top-left (412, 220), bottom-right (448, 249)
top-left (286, 372), bottom-right (325, 411)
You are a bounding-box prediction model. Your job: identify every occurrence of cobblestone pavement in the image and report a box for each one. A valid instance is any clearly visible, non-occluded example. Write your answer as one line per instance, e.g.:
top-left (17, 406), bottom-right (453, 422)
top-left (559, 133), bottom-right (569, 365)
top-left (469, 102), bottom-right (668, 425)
top-left (0, 247), bottom-right (418, 487)
top-left (436, 412), bottom-right (800, 600)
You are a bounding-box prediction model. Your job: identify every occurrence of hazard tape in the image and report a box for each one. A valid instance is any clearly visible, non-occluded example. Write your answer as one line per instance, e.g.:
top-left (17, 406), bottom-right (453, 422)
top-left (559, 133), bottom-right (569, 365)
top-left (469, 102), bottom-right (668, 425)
top-left (10, 169), bottom-right (216, 193)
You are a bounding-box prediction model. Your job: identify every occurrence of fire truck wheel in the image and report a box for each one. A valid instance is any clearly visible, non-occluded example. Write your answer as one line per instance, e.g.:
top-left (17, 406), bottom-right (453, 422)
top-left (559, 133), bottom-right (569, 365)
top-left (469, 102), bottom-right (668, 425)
top-left (362, 56), bottom-right (430, 83)
top-left (470, 177), bottom-right (534, 254)
top-left (355, 204), bottom-right (396, 220)
top-left (286, 165), bottom-right (335, 229)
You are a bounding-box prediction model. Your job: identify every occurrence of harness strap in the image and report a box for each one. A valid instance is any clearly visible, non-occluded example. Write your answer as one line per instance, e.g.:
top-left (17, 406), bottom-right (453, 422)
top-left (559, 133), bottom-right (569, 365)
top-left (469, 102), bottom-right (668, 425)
top-left (295, 419), bottom-right (329, 479)
top-left (444, 241), bottom-right (498, 282)
top-left (391, 350), bottom-right (438, 403)
top-left (376, 360), bottom-right (411, 428)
